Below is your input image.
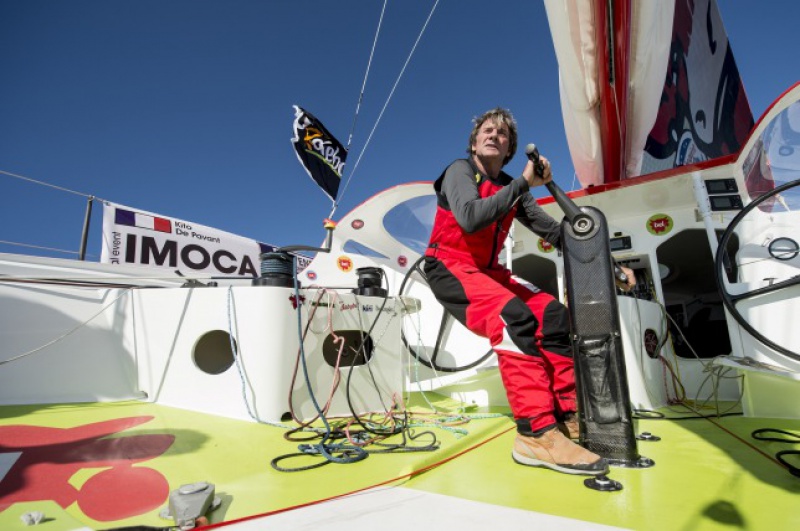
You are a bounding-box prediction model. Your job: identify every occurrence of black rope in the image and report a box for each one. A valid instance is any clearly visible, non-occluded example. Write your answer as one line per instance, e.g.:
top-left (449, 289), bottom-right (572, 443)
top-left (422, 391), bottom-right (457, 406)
top-left (272, 265), bottom-right (439, 472)
top-left (632, 407), bottom-right (742, 420)
top-left (752, 428), bottom-right (800, 477)
top-left (270, 445), bottom-right (365, 473)
top-left (343, 269), bottom-right (440, 454)
top-left (752, 428), bottom-right (800, 443)
top-left (278, 256), bottom-right (368, 470)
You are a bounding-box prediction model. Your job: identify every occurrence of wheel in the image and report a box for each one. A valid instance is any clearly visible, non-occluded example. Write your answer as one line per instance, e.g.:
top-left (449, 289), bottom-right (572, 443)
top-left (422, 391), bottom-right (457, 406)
top-left (715, 178), bottom-right (800, 361)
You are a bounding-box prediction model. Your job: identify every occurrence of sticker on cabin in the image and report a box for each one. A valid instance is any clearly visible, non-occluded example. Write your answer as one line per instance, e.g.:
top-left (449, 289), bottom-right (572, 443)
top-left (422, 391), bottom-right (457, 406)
top-left (351, 219), bottom-right (364, 230)
top-left (337, 256), bottom-right (353, 272)
top-left (646, 214), bottom-right (674, 236)
top-left (289, 294), bottom-right (305, 309)
top-left (537, 238), bottom-right (555, 253)
top-left (306, 270), bottom-right (317, 281)
top-left (397, 255), bottom-right (407, 267)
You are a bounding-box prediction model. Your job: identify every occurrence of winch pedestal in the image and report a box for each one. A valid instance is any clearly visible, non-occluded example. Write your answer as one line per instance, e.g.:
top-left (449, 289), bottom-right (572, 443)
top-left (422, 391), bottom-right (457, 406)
top-left (561, 206), bottom-right (651, 467)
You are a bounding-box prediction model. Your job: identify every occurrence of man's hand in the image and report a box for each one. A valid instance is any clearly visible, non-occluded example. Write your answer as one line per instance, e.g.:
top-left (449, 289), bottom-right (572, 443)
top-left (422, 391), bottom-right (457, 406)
top-left (523, 156), bottom-right (552, 188)
top-left (617, 266), bottom-right (636, 292)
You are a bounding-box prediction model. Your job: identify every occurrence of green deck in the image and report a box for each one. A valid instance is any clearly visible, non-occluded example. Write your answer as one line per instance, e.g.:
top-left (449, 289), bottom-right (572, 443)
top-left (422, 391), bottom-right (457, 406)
top-left (0, 400), bottom-right (798, 530)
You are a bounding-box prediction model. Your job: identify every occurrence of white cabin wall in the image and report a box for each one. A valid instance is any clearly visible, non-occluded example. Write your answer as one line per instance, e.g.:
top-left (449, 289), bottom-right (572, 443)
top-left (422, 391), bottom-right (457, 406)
top-left (0, 255), bottom-right (146, 405)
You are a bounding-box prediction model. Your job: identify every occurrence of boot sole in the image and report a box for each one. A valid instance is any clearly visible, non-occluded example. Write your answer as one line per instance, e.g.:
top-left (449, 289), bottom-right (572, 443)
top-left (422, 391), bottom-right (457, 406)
top-left (512, 450), bottom-right (609, 476)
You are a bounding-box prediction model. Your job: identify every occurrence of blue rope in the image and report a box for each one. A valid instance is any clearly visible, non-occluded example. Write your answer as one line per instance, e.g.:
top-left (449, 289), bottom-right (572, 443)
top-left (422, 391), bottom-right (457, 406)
top-left (292, 255), bottom-right (367, 464)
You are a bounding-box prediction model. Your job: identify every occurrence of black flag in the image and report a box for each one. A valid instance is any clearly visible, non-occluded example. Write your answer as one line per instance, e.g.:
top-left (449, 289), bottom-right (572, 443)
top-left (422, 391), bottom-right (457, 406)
top-left (291, 106), bottom-right (347, 201)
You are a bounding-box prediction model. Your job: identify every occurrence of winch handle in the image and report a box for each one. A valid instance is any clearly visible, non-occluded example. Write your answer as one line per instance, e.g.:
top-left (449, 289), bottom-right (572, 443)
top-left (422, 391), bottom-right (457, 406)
top-left (525, 143), bottom-right (628, 287)
top-left (525, 143), bottom-right (584, 223)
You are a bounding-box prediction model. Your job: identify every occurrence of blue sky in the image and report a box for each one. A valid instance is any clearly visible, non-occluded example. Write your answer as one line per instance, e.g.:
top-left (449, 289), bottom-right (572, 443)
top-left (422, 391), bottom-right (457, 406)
top-left (1, 1), bottom-right (799, 260)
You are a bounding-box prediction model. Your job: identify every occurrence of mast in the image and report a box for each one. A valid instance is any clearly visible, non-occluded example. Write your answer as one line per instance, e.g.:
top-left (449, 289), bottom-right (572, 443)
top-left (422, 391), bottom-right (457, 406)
top-left (594, 0), bottom-right (631, 184)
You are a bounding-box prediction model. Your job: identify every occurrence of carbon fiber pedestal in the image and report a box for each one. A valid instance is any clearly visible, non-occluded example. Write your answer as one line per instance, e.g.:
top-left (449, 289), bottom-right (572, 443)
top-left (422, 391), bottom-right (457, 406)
top-left (561, 206), bottom-right (651, 467)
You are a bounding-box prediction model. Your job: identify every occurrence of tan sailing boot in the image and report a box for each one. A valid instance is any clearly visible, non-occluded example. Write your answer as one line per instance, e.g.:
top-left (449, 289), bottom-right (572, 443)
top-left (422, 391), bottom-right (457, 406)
top-left (557, 412), bottom-right (579, 440)
top-left (512, 427), bottom-right (608, 475)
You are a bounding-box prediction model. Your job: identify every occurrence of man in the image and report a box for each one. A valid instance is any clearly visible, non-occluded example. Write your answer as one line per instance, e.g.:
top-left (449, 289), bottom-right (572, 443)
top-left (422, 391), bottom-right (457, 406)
top-left (424, 108), bottom-right (634, 475)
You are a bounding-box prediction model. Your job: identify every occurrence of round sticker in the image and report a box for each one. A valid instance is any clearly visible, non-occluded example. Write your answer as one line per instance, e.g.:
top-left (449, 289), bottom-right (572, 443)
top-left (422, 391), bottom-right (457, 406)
top-left (397, 255), bottom-right (408, 267)
top-left (337, 256), bottom-right (353, 272)
top-left (646, 214), bottom-right (674, 236)
top-left (537, 238), bottom-right (555, 253)
top-left (306, 270), bottom-right (317, 281)
top-left (351, 219), bottom-right (365, 230)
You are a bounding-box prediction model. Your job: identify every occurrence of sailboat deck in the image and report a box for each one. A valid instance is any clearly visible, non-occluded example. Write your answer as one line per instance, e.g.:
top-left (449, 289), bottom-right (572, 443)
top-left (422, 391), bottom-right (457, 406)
top-left (1, 399), bottom-right (798, 530)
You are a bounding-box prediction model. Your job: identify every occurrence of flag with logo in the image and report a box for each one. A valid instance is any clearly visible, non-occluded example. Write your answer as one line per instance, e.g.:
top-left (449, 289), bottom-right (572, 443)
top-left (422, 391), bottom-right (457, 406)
top-left (291, 106), bottom-right (347, 201)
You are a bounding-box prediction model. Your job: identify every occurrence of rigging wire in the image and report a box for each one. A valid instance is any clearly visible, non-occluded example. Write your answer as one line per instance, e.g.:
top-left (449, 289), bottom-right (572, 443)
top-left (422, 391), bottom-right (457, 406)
top-left (0, 239), bottom-right (87, 257)
top-left (1, 168), bottom-right (108, 258)
top-left (0, 287), bottom-right (134, 367)
top-left (345, 0), bottom-right (388, 151)
top-left (332, 0), bottom-right (440, 217)
top-left (0, 168), bottom-right (97, 199)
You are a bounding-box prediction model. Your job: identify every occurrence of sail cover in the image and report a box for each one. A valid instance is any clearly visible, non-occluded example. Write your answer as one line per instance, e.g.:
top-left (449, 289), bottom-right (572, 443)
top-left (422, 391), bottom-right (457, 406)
top-left (291, 106), bottom-right (348, 201)
top-left (544, 0), bottom-right (753, 187)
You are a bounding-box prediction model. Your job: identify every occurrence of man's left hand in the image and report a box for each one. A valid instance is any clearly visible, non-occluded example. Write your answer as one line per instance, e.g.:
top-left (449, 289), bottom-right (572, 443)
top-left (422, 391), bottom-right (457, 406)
top-left (618, 266), bottom-right (636, 292)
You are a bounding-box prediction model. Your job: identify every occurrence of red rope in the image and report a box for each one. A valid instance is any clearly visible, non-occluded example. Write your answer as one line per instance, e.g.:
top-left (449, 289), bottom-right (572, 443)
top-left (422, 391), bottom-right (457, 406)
top-left (200, 424), bottom-right (516, 529)
top-left (680, 403), bottom-right (786, 471)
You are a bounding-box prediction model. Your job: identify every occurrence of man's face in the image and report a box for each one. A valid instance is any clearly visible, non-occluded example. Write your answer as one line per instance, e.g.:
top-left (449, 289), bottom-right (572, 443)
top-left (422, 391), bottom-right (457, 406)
top-left (472, 119), bottom-right (510, 162)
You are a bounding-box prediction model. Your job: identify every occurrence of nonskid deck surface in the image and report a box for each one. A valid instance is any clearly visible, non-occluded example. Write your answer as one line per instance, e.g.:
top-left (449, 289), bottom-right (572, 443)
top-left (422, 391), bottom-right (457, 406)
top-left (0, 398), bottom-right (511, 530)
top-left (0, 400), bottom-right (797, 530)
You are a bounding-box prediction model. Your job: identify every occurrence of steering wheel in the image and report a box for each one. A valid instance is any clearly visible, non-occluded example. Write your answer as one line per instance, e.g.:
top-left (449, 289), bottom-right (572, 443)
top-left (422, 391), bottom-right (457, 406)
top-left (398, 256), bottom-right (495, 373)
top-left (715, 178), bottom-right (800, 362)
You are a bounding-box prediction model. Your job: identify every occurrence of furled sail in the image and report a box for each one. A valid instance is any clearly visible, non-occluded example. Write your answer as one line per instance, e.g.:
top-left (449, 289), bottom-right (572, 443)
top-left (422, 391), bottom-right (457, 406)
top-left (544, 0), bottom-right (754, 188)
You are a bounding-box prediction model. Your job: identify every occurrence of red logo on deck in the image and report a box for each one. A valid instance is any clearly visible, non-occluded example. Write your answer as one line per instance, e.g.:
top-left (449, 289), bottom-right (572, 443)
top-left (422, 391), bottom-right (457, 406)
top-left (0, 417), bottom-right (173, 522)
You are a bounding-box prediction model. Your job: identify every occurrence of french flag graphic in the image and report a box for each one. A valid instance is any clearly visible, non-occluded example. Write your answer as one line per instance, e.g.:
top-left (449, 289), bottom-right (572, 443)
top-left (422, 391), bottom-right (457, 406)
top-left (115, 208), bottom-right (172, 233)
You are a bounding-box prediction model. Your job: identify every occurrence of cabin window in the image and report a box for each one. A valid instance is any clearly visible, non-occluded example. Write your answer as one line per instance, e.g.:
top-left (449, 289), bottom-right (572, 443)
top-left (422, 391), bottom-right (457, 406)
top-left (342, 240), bottom-right (387, 258)
top-left (382, 195), bottom-right (436, 254)
top-left (743, 101), bottom-right (800, 210)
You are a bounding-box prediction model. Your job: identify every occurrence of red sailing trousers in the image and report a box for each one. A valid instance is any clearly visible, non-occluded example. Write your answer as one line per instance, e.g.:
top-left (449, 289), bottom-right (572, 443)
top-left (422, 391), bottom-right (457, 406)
top-left (424, 256), bottom-right (576, 433)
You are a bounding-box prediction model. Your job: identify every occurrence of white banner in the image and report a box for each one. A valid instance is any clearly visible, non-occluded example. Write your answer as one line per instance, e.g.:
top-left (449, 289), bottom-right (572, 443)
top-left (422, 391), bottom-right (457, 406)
top-left (100, 201), bottom-right (310, 277)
